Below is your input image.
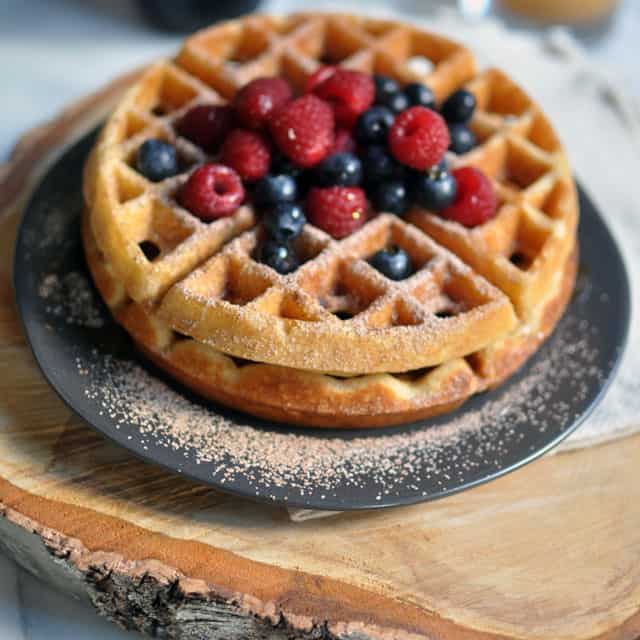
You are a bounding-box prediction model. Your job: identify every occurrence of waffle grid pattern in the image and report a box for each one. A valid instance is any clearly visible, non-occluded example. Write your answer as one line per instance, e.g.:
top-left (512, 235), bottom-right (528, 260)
top-left (83, 12), bottom-right (578, 424)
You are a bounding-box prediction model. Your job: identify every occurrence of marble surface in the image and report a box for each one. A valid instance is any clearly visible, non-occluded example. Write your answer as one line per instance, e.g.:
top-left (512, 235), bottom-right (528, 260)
top-left (1, 0), bottom-right (639, 638)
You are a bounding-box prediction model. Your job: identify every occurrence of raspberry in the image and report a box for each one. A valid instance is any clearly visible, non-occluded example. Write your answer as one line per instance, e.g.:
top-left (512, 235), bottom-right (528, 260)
top-left (441, 167), bottom-right (498, 227)
top-left (313, 69), bottom-right (375, 128)
top-left (175, 104), bottom-right (234, 150)
top-left (304, 65), bottom-right (336, 93)
top-left (307, 186), bottom-right (367, 239)
top-left (179, 164), bottom-right (245, 220)
top-left (220, 129), bottom-right (271, 181)
top-left (331, 128), bottom-right (357, 155)
top-left (389, 106), bottom-right (450, 170)
top-left (234, 77), bottom-right (293, 129)
top-left (270, 94), bottom-right (334, 168)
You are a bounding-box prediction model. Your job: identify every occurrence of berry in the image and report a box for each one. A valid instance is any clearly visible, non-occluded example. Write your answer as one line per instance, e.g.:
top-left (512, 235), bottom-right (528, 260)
top-left (313, 68), bottom-right (375, 128)
top-left (369, 246), bottom-right (412, 280)
top-left (220, 129), bottom-right (271, 181)
top-left (441, 89), bottom-right (476, 124)
top-left (305, 65), bottom-right (336, 93)
top-left (263, 202), bottom-right (306, 242)
top-left (404, 83), bottom-right (436, 109)
top-left (270, 154), bottom-right (312, 195)
top-left (371, 180), bottom-right (408, 215)
top-left (360, 145), bottom-right (403, 183)
top-left (441, 166), bottom-right (497, 227)
top-left (374, 74), bottom-right (409, 113)
top-left (136, 139), bottom-right (179, 182)
top-left (356, 106), bottom-right (395, 145)
top-left (270, 94), bottom-right (334, 168)
top-left (179, 164), bottom-right (245, 220)
top-left (448, 123), bottom-right (476, 154)
top-left (252, 174), bottom-right (297, 207)
top-left (331, 128), bottom-right (357, 155)
top-left (389, 106), bottom-right (450, 170)
top-left (374, 74), bottom-right (401, 104)
top-left (259, 238), bottom-right (299, 274)
top-left (314, 152), bottom-right (362, 187)
top-left (386, 91), bottom-right (411, 114)
top-left (234, 77), bottom-right (293, 129)
top-left (307, 186), bottom-right (367, 239)
top-left (410, 166), bottom-right (457, 211)
top-left (271, 152), bottom-right (303, 178)
top-left (175, 104), bottom-right (233, 150)
top-left (435, 156), bottom-right (449, 172)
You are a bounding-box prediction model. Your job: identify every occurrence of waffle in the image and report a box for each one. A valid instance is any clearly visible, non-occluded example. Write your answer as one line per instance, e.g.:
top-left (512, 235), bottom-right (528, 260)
top-left (83, 12), bottom-right (578, 427)
top-left (83, 213), bottom-right (576, 428)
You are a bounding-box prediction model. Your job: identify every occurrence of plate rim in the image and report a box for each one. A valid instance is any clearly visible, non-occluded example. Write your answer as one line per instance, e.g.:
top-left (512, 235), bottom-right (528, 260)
top-left (11, 132), bottom-right (632, 511)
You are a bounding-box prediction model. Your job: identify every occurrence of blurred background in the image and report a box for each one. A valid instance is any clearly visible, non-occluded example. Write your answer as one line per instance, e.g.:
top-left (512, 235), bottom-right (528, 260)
top-left (1, 0), bottom-right (638, 161)
top-left (1, 1), bottom-right (639, 639)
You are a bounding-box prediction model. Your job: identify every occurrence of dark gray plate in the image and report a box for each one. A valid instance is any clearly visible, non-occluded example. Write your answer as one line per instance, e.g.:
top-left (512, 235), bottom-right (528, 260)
top-left (13, 129), bottom-right (630, 511)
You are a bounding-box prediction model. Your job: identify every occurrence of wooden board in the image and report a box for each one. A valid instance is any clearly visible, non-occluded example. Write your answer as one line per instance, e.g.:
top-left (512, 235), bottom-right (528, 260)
top-left (1, 75), bottom-right (639, 640)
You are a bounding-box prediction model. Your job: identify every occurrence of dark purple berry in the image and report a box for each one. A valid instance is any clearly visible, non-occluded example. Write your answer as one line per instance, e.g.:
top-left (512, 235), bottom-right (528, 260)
top-left (369, 246), bottom-right (412, 280)
top-left (441, 89), bottom-right (476, 124)
top-left (263, 202), bottom-right (306, 242)
top-left (136, 139), bottom-right (179, 182)
top-left (259, 238), bottom-right (299, 274)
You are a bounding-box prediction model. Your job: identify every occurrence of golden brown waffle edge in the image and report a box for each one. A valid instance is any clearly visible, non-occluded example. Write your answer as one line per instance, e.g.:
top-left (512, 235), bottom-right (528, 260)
top-left (83, 12), bottom-right (579, 426)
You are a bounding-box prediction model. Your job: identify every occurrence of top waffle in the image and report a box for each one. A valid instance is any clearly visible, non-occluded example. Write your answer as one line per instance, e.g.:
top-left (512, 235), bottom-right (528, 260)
top-left (84, 13), bottom-right (577, 375)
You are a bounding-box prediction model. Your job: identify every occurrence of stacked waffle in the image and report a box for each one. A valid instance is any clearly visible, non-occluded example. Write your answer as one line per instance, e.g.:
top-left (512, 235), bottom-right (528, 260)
top-left (83, 13), bottom-right (578, 428)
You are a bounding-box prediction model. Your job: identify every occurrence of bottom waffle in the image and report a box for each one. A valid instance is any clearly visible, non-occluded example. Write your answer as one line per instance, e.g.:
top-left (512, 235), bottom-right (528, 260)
top-left (84, 212), bottom-right (577, 429)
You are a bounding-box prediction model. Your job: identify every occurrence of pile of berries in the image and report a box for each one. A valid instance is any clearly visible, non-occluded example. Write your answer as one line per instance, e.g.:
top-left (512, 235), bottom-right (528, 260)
top-left (133, 68), bottom-right (497, 275)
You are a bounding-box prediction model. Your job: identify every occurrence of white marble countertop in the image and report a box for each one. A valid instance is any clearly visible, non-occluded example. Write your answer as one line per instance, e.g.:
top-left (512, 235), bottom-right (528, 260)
top-left (1, 1), bottom-right (639, 638)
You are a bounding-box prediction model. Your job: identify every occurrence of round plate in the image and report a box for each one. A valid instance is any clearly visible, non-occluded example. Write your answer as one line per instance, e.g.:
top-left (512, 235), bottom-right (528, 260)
top-left (13, 129), bottom-right (630, 511)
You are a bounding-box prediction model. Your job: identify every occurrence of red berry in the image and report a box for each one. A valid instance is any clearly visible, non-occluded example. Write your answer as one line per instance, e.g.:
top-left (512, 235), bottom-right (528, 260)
top-left (305, 65), bottom-right (337, 93)
top-left (220, 129), bottom-right (271, 181)
top-left (270, 94), bottom-right (334, 168)
top-left (389, 106), bottom-right (449, 170)
top-left (441, 167), bottom-right (498, 227)
top-left (313, 69), bottom-right (375, 128)
top-left (175, 104), bottom-right (234, 150)
top-left (331, 128), bottom-right (357, 155)
top-left (179, 164), bottom-right (245, 220)
top-left (307, 186), bottom-right (368, 239)
top-left (234, 77), bottom-right (293, 129)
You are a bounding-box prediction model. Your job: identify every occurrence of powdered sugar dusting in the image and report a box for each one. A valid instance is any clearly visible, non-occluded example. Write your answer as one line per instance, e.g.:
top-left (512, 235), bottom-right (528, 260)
top-left (77, 313), bottom-right (603, 506)
top-left (39, 272), bottom-right (105, 328)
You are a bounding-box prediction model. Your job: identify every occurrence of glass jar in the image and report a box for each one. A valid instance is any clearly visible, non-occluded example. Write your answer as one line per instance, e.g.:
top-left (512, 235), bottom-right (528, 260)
top-left (497, 0), bottom-right (620, 26)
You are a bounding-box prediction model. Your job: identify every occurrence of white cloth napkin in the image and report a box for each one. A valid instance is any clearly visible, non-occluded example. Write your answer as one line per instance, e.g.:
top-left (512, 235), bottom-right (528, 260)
top-left (278, 5), bottom-right (640, 521)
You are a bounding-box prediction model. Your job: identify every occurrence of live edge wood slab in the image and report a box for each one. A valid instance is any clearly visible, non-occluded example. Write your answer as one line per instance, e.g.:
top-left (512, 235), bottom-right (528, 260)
top-left (1, 74), bottom-right (639, 640)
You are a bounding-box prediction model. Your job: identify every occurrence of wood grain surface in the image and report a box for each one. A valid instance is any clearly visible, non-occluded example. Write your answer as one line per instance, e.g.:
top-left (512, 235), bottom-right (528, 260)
top-left (1, 74), bottom-right (639, 640)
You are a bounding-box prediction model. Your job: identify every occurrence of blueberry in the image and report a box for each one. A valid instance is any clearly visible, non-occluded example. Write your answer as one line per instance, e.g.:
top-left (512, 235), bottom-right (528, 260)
top-left (253, 174), bottom-right (297, 207)
top-left (374, 74), bottom-right (401, 103)
top-left (369, 246), bottom-right (412, 280)
top-left (371, 180), bottom-right (409, 215)
top-left (436, 156), bottom-right (449, 172)
top-left (384, 91), bottom-right (410, 114)
top-left (356, 106), bottom-right (395, 145)
top-left (374, 75), bottom-right (409, 113)
top-left (314, 152), bottom-right (362, 187)
top-left (259, 238), bottom-right (299, 274)
top-left (263, 202), bottom-right (306, 242)
top-left (410, 167), bottom-right (457, 211)
top-left (136, 139), bottom-right (179, 182)
top-left (360, 145), bottom-right (403, 183)
top-left (271, 152), bottom-right (303, 178)
top-left (448, 123), bottom-right (476, 154)
top-left (441, 89), bottom-right (476, 124)
top-left (404, 83), bottom-right (436, 110)
top-left (271, 153), bottom-right (311, 195)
